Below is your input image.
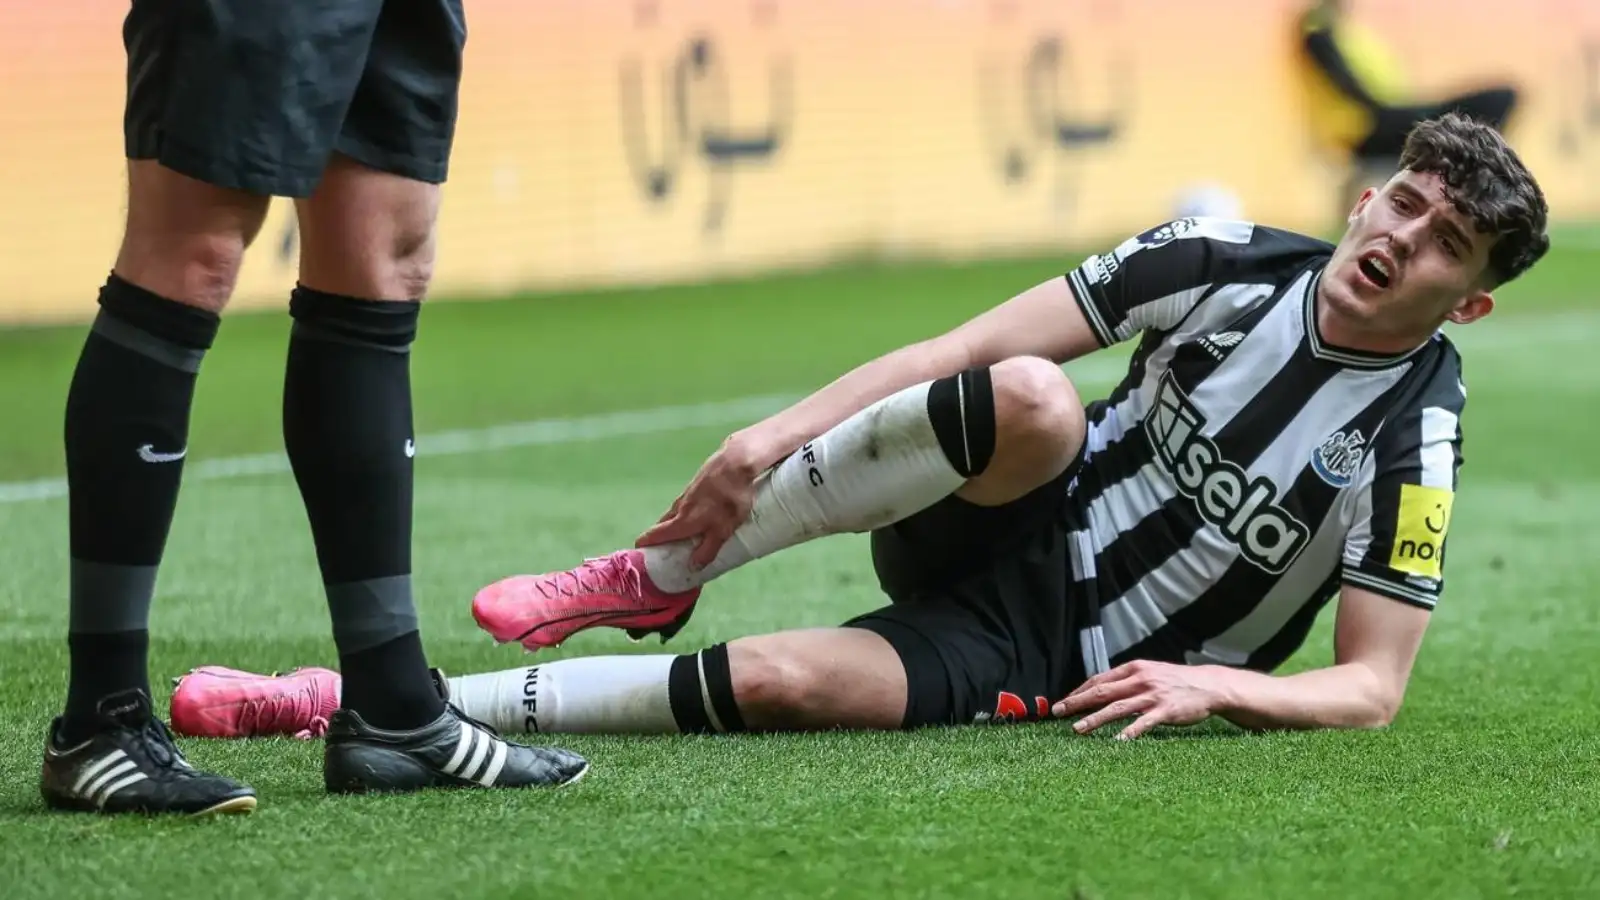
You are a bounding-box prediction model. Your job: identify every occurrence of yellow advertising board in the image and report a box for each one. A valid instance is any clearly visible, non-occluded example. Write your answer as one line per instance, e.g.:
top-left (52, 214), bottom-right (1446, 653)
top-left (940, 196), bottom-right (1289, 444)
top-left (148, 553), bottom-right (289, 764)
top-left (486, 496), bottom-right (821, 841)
top-left (1, 0), bottom-right (1596, 325)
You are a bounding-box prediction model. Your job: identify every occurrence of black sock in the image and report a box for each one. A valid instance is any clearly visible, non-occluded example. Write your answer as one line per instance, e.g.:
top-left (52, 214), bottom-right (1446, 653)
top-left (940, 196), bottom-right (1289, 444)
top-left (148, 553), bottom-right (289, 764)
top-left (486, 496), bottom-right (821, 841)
top-left (927, 367), bottom-right (997, 478)
top-left (667, 644), bottom-right (747, 734)
top-left (284, 286), bottom-right (442, 730)
top-left (339, 632), bottom-right (437, 729)
top-left (61, 274), bottom-right (219, 744)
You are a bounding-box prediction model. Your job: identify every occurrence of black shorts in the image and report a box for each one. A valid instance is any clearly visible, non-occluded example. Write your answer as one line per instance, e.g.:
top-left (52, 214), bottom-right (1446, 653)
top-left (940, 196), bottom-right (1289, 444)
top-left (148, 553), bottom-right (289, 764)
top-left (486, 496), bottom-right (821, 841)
top-left (122, 0), bottom-right (467, 197)
top-left (843, 452), bottom-right (1106, 729)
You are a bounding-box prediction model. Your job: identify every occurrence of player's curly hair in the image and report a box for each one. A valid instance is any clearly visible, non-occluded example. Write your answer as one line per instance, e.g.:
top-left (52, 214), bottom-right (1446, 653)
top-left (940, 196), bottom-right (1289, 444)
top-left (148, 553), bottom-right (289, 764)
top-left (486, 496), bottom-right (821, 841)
top-left (1398, 112), bottom-right (1549, 287)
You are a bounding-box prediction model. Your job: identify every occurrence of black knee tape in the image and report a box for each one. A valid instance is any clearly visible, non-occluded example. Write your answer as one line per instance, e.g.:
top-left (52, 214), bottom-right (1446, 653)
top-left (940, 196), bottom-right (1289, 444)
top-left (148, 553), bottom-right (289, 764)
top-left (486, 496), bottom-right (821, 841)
top-left (667, 643), bottom-right (747, 734)
top-left (927, 367), bottom-right (997, 477)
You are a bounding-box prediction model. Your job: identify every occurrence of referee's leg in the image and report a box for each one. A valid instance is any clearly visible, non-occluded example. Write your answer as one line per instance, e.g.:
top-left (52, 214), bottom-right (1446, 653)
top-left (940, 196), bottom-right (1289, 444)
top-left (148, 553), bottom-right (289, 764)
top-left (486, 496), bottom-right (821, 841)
top-left (284, 153), bottom-right (449, 737)
top-left (279, 0), bottom-right (465, 739)
top-left (41, 0), bottom-right (317, 816)
top-left (282, 0), bottom-right (587, 793)
top-left (57, 163), bottom-right (270, 746)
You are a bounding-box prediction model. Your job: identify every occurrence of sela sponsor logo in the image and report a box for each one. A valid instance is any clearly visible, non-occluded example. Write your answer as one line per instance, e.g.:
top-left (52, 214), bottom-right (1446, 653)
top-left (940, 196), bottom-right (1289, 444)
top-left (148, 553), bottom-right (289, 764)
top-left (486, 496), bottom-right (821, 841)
top-left (1310, 428), bottom-right (1366, 489)
top-left (1389, 483), bottom-right (1453, 581)
top-left (1196, 330), bottom-right (1245, 361)
top-left (1144, 372), bottom-right (1311, 574)
top-left (521, 665), bottom-right (542, 733)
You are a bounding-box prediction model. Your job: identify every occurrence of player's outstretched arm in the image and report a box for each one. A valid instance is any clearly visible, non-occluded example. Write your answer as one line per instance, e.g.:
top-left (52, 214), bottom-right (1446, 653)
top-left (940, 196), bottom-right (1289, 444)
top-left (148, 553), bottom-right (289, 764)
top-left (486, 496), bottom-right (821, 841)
top-left (1212, 586), bottom-right (1431, 732)
top-left (1052, 586), bottom-right (1430, 739)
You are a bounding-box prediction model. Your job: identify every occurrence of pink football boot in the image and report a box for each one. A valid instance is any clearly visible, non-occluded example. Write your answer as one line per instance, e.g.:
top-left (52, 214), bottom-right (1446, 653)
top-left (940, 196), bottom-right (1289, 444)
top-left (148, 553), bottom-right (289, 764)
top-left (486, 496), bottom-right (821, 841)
top-left (472, 549), bottom-right (701, 651)
top-left (170, 665), bottom-right (341, 740)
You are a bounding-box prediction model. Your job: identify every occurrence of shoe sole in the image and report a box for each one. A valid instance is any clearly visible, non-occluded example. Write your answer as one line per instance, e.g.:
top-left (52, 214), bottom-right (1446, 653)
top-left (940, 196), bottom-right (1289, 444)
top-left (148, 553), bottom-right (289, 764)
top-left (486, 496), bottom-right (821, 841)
top-left (42, 792), bottom-right (258, 817)
top-left (192, 795), bottom-right (258, 817)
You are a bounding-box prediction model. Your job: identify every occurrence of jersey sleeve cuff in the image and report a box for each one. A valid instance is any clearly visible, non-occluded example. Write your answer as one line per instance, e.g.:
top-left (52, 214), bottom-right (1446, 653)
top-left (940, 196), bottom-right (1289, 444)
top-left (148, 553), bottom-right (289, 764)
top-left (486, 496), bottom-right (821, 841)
top-left (1066, 267), bottom-right (1118, 348)
top-left (1341, 565), bottom-right (1439, 610)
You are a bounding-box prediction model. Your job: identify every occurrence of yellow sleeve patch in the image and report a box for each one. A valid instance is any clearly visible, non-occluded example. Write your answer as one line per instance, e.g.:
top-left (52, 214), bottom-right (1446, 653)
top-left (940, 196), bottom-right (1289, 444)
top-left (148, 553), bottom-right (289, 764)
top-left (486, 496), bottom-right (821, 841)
top-left (1389, 484), bottom-right (1454, 579)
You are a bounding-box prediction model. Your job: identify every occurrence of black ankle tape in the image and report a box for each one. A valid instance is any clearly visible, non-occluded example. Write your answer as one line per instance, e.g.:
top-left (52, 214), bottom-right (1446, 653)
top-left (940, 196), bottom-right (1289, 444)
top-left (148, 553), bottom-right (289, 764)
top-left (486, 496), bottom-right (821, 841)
top-left (97, 274), bottom-right (220, 351)
top-left (667, 643), bottom-right (746, 734)
top-left (289, 286), bottom-right (419, 350)
top-left (927, 367), bottom-right (997, 477)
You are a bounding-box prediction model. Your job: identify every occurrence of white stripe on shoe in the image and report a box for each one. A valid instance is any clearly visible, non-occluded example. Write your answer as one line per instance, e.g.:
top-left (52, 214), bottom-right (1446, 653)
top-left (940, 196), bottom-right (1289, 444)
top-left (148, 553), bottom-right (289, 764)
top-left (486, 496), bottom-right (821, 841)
top-left (460, 728), bottom-right (493, 782)
top-left (439, 723), bottom-right (512, 785)
top-left (442, 724), bottom-right (475, 775)
top-left (94, 771), bottom-right (149, 809)
top-left (71, 749), bottom-right (127, 794)
top-left (475, 740), bottom-right (509, 787)
top-left (83, 758), bottom-right (138, 800)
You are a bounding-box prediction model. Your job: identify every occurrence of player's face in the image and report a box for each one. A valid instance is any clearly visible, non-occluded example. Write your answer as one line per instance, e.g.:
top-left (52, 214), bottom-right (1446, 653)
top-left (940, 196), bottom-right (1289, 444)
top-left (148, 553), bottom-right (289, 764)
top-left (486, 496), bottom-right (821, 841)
top-left (1322, 170), bottom-right (1496, 348)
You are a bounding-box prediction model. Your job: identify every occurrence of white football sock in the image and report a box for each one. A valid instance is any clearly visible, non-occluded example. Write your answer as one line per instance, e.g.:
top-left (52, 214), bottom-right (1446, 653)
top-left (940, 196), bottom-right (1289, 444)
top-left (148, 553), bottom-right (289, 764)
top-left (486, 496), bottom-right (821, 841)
top-left (445, 644), bottom-right (749, 735)
top-left (447, 655), bottom-right (679, 735)
top-left (641, 379), bottom-right (969, 593)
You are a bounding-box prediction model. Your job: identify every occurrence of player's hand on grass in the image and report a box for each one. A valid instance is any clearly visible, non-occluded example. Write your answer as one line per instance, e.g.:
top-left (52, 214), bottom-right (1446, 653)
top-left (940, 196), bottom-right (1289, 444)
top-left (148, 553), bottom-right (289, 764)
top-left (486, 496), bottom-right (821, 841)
top-left (636, 434), bottom-right (764, 568)
top-left (1051, 660), bottom-right (1228, 741)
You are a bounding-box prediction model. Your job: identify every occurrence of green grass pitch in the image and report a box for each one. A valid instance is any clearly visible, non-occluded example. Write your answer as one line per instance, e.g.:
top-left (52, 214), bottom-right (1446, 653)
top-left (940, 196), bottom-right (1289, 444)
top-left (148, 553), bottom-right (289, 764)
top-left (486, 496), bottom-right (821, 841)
top-left (0, 244), bottom-right (1597, 899)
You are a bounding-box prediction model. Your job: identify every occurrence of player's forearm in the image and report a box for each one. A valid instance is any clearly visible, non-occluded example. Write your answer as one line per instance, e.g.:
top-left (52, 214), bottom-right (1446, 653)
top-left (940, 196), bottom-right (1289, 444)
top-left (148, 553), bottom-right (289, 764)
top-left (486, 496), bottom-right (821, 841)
top-left (734, 337), bottom-right (973, 469)
top-left (1213, 663), bottom-right (1399, 732)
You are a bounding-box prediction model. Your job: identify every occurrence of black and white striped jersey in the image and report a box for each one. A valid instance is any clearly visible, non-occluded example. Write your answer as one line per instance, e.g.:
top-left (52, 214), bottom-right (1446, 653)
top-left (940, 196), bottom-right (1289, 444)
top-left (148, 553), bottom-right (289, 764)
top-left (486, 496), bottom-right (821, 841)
top-left (1062, 217), bottom-right (1464, 673)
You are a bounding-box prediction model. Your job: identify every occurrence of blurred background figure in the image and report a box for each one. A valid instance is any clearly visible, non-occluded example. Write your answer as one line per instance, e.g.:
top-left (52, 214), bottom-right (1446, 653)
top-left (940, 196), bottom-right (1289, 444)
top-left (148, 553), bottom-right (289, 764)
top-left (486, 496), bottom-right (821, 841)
top-left (1295, 0), bottom-right (1520, 217)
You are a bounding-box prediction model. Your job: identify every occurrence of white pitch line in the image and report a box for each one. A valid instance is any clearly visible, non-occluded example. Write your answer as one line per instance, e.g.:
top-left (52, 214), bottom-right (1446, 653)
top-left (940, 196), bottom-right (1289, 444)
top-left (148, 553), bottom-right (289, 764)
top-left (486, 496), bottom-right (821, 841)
top-left (0, 312), bottom-right (1592, 507)
top-left (0, 357), bottom-right (1132, 507)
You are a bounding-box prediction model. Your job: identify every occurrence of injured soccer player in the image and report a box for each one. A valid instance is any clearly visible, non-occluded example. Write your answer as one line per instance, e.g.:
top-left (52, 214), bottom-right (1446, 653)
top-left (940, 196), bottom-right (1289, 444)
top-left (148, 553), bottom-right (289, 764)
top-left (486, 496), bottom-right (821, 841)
top-left (173, 113), bottom-right (1549, 745)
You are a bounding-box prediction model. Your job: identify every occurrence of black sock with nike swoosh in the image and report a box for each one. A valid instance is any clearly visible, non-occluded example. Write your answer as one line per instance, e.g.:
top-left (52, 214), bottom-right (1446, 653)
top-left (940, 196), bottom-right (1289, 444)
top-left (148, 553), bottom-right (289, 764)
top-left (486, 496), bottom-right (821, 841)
top-left (59, 274), bottom-right (220, 745)
top-left (284, 287), bottom-right (443, 730)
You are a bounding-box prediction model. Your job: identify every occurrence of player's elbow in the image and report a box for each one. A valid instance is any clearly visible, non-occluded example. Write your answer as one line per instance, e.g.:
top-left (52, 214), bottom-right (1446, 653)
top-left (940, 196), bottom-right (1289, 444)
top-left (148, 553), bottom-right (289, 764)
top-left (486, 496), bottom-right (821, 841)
top-left (1352, 665), bottom-right (1406, 728)
top-left (1354, 700), bottom-right (1398, 729)
top-left (1371, 688), bottom-right (1406, 728)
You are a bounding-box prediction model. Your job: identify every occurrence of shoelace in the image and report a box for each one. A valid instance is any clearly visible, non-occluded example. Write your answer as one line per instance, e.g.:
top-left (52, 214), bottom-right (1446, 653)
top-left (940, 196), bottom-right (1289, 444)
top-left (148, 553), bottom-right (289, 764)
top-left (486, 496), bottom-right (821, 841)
top-left (137, 718), bottom-right (197, 775)
top-left (536, 554), bottom-right (643, 601)
top-left (447, 702), bottom-right (503, 738)
top-left (236, 686), bottom-right (329, 740)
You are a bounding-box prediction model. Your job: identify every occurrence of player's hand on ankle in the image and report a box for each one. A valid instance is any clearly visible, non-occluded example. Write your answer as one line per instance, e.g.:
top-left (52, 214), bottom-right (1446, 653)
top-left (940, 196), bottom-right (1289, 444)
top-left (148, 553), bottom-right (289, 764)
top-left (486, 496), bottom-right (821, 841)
top-left (636, 435), bottom-right (764, 568)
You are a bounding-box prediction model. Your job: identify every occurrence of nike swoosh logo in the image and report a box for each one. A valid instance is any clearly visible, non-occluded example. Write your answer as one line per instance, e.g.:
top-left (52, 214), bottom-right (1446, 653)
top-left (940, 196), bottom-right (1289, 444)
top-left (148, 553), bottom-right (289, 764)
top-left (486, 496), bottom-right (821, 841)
top-left (137, 444), bottom-right (187, 464)
top-left (404, 439), bottom-right (416, 458)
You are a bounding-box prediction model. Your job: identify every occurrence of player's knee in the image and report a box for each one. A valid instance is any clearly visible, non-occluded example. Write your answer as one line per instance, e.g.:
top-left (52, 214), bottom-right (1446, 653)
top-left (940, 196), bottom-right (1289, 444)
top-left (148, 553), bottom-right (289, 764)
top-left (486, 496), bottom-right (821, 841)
top-left (114, 160), bottom-right (272, 311)
top-left (116, 230), bottom-right (250, 314)
top-left (729, 640), bottom-right (824, 724)
top-left (302, 216), bottom-right (437, 302)
top-left (990, 356), bottom-right (1085, 462)
top-left (389, 227), bottom-right (437, 300)
top-left (296, 156), bottom-right (442, 301)
top-left (367, 196), bottom-right (439, 300)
